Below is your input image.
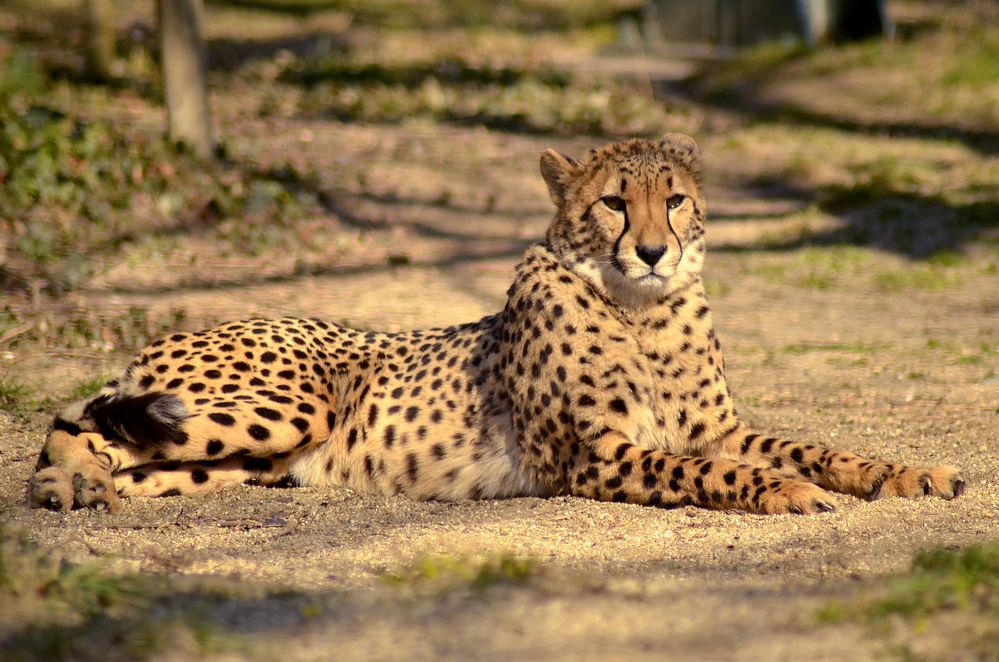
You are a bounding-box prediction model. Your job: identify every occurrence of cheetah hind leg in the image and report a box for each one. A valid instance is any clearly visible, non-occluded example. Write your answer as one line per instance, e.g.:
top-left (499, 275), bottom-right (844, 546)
top-left (29, 430), bottom-right (122, 513)
top-left (29, 391), bottom-right (183, 512)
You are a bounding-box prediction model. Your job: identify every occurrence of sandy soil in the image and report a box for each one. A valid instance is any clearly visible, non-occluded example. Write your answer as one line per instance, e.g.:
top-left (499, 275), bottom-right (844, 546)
top-left (1, 118), bottom-right (997, 659)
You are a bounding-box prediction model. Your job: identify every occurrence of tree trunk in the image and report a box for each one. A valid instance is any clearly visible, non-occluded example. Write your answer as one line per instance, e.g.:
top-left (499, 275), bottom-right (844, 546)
top-left (83, 0), bottom-right (115, 81)
top-left (158, 0), bottom-right (215, 159)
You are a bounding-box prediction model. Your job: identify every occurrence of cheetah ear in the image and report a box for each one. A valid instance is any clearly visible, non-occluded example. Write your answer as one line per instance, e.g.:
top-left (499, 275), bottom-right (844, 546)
top-left (661, 132), bottom-right (700, 158)
top-left (660, 132), bottom-right (702, 183)
top-left (539, 149), bottom-right (578, 206)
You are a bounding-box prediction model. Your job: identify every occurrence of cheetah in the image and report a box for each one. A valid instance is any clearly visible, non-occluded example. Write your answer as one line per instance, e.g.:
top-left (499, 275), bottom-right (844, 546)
top-left (28, 133), bottom-right (966, 515)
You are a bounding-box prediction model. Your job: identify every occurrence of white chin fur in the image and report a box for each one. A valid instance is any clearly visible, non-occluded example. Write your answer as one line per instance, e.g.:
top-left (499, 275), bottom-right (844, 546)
top-left (601, 266), bottom-right (670, 309)
top-left (568, 238), bottom-right (706, 309)
top-left (572, 257), bottom-right (680, 309)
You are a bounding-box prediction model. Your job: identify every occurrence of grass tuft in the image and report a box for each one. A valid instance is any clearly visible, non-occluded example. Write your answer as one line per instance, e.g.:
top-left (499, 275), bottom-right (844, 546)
top-left (288, 53), bottom-right (678, 136)
top-left (817, 541), bottom-right (999, 657)
top-left (68, 374), bottom-right (112, 401)
top-left (0, 524), bottom-right (261, 660)
top-left (0, 50), bottom-right (326, 292)
top-left (0, 370), bottom-right (36, 414)
top-left (0, 524), bottom-right (149, 627)
top-left (382, 553), bottom-right (539, 590)
top-left (782, 342), bottom-right (879, 355)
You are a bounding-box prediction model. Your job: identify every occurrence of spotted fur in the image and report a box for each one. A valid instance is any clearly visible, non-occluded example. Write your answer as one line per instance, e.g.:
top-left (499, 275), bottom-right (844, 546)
top-left (28, 134), bottom-right (965, 515)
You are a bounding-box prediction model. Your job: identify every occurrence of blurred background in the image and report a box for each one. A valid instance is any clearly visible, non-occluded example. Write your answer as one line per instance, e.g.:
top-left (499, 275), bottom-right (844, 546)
top-left (1, 1), bottom-right (995, 297)
top-left (2, 0), bottom-right (994, 372)
top-left (0, 2), bottom-right (997, 658)
top-left (1, 0), bottom-right (996, 300)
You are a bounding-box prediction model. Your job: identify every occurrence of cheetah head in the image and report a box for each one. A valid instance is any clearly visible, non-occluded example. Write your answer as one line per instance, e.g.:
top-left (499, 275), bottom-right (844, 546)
top-left (540, 134), bottom-right (706, 308)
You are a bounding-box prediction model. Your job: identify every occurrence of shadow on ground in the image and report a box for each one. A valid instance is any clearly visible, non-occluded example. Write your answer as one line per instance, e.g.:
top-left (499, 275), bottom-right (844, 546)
top-left (712, 179), bottom-right (998, 258)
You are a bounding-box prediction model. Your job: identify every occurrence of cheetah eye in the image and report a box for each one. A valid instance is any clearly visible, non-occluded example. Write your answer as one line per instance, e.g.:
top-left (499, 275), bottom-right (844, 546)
top-left (601, 196), bottom-right (626, 212)
top-left (666, 194), bottom-right (686, 210)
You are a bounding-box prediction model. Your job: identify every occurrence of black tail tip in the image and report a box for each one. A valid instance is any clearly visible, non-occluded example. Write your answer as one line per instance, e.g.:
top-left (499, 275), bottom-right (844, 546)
top-left (86, 392), bottom-right (190, 447)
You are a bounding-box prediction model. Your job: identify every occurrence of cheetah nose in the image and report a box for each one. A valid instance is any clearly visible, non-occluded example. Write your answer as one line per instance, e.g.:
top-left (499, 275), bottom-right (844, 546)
top-left (636, 245), bottom-right (666, 266)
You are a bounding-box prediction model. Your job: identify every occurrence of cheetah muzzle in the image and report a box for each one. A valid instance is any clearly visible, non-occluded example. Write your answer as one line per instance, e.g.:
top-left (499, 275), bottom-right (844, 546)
top-left (28, 134), bottom-right (966, 516)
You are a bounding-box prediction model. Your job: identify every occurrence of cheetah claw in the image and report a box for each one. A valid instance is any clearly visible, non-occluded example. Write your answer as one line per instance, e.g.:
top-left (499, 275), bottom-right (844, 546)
top-left (868, 465), bottom-right (966, 501)
top-left (28, 466), bottom-right (75, 513)
top-left (788, 498), bottom-right (836, 515)
top-left (73, 472), bottom-right (121, 513)
top-left (813, 499), bottom-right (836, 513)
top-left (28, 465), bottom-right (121, 513)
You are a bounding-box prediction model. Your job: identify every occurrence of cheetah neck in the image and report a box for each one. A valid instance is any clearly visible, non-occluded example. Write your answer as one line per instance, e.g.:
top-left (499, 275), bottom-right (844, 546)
top-left (509, 245), bottom-right (716, 360)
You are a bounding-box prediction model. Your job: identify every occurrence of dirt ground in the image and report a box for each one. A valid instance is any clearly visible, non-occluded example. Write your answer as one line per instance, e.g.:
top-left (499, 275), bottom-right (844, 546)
top-left (1, 116), bottom-right (997, 659)
top-left (1, 2), bottom-right (998, 657)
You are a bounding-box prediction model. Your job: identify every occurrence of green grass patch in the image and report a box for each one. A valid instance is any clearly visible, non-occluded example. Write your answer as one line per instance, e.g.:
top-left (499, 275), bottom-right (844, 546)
top-left (924, 250), bottom-right (963, 267)
top-left (747, 262), bottom-right (789, 281)
top-left (953, 344), bottom-right (996, 368)
top-left (288, 52), bottom-right (676, 135)
top-left (799, 271), bottom-right (832, 290)
top-left (0, 49), bottom-right (325, 292)
top-left (817, 541), bottom-right (999, 660)
top-left (285, 56), bottom-right (572, 88)
top-left (0, 523), bottom-right (150, 630)
top-left (797, 244), bottom-right (873, 270)
top-left (68, 374), bottom-right (111, 401)
top-left (694, 8), bottom-right (999, 126)
top-left (208, 0), bottom-right (639, 30)
top-left (0, 369), bottom-right (36, 414)
top-left (736, 122), bottom-right (999, 257)
top-left (0, 523), bottom-right (308, 660)
top-left (750, 243), bottom-right (973, 292)
top-left (695, 41), bottom-right (812, 100)
top-left (703, 278), bottom-right (731, 298)
top-left (782, 342), bottom-right (879, 355)
top-left (382, 553), bottom-right (539, 591)
top-left (922, 340), bottom-right (995, 367)
top-left (940, 27), bottom-right (999, 89)
top-left (0, 305), bottom-right (193, 354)
top-left (824, 356), bottom-right (870, 367)
top-left (819, 541), bottom-right (999, 624)
top-left (873, 266), bottom-right (963, 292)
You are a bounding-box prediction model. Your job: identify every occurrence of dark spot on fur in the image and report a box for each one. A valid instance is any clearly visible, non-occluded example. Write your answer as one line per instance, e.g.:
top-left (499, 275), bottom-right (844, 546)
top-left (255, 407), bottom-right (282, 421)
top-left (209, 412), bottom-right (236, 426)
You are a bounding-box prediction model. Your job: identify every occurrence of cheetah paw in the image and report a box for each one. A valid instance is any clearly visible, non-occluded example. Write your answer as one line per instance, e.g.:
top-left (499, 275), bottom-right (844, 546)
top-left (28, 466), bottom-right (75, 512)
top-left (758, 480), bottom-right (837, 515)
top-left (872, 465), bottom-right (966, 501)
top-left (28, 465), bottom-right (121, 513)
top-left (72, 470), bottom-right (121, 512)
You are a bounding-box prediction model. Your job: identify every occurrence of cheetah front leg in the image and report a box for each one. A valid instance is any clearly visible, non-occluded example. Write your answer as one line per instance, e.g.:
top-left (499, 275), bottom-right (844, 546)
top-left (711, 426), bottom-right (966, 501)
top-left (115, 456), bottom-right (296, 498)
top-left (569, 431), bottom-right (836, 514)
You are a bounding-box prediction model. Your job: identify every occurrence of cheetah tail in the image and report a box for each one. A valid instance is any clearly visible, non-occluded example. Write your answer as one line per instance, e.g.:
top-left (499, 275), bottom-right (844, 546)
top-left (82, 392), bottom-right (190, 447)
